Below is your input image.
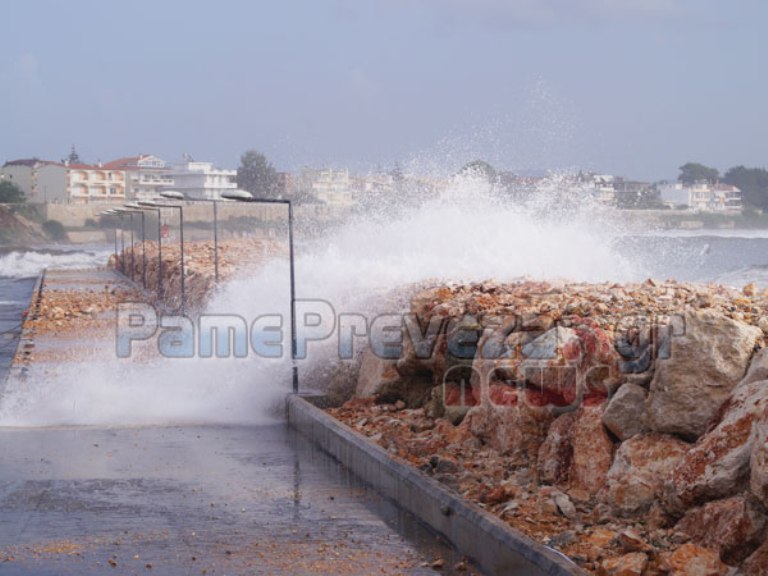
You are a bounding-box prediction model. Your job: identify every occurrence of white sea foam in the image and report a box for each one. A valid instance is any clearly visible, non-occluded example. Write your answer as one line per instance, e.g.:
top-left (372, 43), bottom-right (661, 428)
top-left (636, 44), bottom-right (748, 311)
top-left (0, 248), bottom-right (112, 279)
top-left (0, 175), bottom-right (643, 427)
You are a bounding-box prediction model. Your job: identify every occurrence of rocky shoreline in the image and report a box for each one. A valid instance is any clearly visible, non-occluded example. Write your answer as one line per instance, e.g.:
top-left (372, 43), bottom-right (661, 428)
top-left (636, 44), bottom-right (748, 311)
top-left (327, 279), bottom-right (768, 575)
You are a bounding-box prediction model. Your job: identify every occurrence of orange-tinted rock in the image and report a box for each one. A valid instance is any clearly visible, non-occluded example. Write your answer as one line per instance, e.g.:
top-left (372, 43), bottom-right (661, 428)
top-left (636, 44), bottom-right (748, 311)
top-left (676, 496), bottom-right (767, 565)
top-left (673, 379), bottom-right (768, 509)
top-left (600, 433), bottom-right (688, 516)
top-left (537, 411), bottom-right (577, 485)
top-left (570, 404), bottom-right (615, 496)
top-left (665, 543), bottom-right (729, 576)
top-left (598, 552), bottom-right (648, 576)
top-left (600, 434), bottom-right (689, 516)
top-left (465, 401), bottom-right (553, 464)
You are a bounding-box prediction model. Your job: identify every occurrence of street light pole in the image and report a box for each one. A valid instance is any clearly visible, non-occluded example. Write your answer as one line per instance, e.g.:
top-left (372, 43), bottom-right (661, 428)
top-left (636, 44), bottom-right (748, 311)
top-left (141, 200), bottom-right (185, 311)
top-left (221, 190), bottom-right (299, 394)
top-left (137, 203), bottom-right (164, 302)
top-left (123, 205), bottom-right (147, 289)
top-left (99, 210), bottom-right (120, 272)
top-left (118, 213), bottom-right (126, 275)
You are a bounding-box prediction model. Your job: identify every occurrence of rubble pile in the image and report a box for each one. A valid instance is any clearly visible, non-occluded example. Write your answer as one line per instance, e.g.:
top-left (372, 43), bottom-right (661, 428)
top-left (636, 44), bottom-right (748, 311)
top-left (111, 239), bottom-right (284, 310)
top-left (329, 279), bottom-right (768, 575)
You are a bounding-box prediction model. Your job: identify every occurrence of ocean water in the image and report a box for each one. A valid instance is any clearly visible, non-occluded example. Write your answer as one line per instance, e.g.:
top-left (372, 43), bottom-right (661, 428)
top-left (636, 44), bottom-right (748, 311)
top-left (0, 246), bottom-right (112, 384)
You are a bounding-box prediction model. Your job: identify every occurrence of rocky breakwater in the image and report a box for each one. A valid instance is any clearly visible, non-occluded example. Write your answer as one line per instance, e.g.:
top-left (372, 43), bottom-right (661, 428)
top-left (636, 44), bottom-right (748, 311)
top-left (328, 279), bottom-right (768, 575)
top-left (110, 239), bottom-right (284, 310)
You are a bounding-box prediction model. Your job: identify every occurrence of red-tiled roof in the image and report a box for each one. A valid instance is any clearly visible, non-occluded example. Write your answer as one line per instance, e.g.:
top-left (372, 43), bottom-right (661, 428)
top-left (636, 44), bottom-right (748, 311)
top-left (66, 163), bottom-right (105, 170)
top-left (102, 156), bottom-right (143, 169)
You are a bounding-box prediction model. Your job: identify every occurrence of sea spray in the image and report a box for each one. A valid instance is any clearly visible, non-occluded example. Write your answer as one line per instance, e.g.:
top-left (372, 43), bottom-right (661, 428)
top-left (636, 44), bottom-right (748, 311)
top-left (0, 175), bottom-right (643, 427)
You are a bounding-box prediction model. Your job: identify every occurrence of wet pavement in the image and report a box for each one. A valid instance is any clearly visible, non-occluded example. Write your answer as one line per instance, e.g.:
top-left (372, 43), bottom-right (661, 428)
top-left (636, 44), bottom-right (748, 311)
top-left (0, 268), bottom-right (478, 575)
top-left (0, 276), bottom-right (35, 383)
top-left (0, 423), bottom-right (474, 575)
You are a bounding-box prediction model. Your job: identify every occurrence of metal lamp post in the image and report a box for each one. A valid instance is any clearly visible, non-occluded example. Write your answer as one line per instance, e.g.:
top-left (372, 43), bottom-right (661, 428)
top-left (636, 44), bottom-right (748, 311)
top-left (99, 210), bottom-right (120, 269)
top-left (160, 190), bottom-right (220, 284)
top-left (117, 212), bottom-right (126, 275)
top-left (141, 200), bottom-right (186, 311)
top-left (221, 190), bottom-right (299, 394)
top-left (113, 209), bottom-right (136, 282)
top-left (137, 202), bottom-right (164, 302)
top-left (122, 204), bottom-right (148, 289)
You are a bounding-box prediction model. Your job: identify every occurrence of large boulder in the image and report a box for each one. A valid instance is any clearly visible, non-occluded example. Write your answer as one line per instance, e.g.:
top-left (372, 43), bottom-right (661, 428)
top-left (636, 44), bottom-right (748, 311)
top-left (600, 433), bottom-right (689, 516)
top-left (356, 347), bottom-right (432, 407)
top-left (601, 382), bottom-right (649, 441)
top-left (676, 496), bottom-right (767, 565)
top-left (570, 404), bottom-right (615, 496)
top-left (750, 409), bottom-right (768, 508)
top-left (537, 405), bottom-right (615, 497)
top-left (465, 400), bottom-right (553, 464)
top-left (672, 379), bottom-right (768, 508)
top-left (646, 310), bottom-right (762, 440)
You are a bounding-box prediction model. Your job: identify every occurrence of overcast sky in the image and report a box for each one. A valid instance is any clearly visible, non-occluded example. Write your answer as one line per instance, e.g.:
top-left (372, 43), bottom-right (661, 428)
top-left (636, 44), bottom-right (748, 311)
top-left (1, 0), bottom-right (766, 180)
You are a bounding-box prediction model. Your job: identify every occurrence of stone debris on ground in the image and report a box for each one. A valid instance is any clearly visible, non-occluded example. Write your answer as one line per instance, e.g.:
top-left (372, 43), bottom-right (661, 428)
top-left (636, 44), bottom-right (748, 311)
top-left (327, 279), bottom-right (768, 575)
top-left (111, 238), bottom-right (284, 310)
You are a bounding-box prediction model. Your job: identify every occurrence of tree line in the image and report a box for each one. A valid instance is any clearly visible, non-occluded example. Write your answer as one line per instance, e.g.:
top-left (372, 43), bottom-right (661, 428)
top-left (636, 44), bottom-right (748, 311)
top-left (678, 162), bottom-right (768, 211)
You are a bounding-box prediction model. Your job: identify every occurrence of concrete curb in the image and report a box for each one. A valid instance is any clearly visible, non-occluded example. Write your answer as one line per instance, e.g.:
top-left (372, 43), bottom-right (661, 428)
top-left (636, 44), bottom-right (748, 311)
top-left (286, 394), bottom-right (586, 576)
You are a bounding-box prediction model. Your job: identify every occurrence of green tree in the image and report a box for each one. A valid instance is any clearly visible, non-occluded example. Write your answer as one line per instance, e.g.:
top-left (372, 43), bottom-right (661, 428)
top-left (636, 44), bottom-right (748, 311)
top-left (236, 150), bottom-right (279, 198)
top-left (678, 162), bottom-right (719, 185)
top-left (42, 219), bottom-right (68, 241)
top-left (0, 180), bottom-right (26, 203)
top-left (723, 166), bottom-right (768, 211)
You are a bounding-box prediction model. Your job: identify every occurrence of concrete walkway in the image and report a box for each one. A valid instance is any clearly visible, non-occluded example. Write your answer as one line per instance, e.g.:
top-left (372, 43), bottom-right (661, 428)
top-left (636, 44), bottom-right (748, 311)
top-left (0, 269), bottom-right (476, 575)
top-left (0, 424), bottom-right (471, 575)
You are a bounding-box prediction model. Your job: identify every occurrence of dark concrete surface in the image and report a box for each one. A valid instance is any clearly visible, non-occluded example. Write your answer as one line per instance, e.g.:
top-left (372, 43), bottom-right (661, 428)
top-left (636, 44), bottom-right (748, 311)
top-left (0, 424), bottom-right (476, 575)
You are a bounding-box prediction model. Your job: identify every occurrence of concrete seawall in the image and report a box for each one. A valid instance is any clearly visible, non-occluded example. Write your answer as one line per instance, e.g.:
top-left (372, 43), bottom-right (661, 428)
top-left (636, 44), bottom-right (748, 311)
top-left (286, 394), bottom-right (585, 576)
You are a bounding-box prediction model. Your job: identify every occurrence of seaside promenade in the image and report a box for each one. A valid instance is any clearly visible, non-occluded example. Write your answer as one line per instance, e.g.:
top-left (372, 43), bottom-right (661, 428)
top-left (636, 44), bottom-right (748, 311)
top-left (0, 268), bottom-right (471, 575)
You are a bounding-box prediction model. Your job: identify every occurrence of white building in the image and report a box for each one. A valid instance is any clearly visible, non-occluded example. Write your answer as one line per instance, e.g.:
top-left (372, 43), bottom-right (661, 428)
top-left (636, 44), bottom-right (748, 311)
top-left (659, 182), bottom-right (742, 212)
top-left (165, 161), bottom-right (236, 200)
top-left (1, 159), bottom-right (68, 203)
top-left (103, 155), bottom-right (174, 200)
top-left (66, 163), bottom-right (127, 203)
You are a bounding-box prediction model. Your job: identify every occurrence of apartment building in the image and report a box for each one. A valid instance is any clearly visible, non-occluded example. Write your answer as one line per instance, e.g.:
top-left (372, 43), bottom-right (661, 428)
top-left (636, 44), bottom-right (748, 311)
top-left (102, 155), bottom-right (174, 200)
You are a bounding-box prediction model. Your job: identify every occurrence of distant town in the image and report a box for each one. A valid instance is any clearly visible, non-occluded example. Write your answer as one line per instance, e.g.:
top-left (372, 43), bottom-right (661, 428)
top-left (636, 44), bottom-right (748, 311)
top-left (1, 147), bottom-right (766, 220)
